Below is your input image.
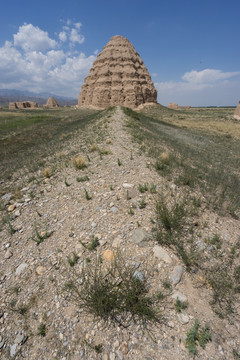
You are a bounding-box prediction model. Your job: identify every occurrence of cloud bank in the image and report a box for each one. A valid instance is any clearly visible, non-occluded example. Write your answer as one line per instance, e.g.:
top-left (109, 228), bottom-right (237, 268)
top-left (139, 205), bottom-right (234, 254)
top-left (0, 21), bottom-right (95, 97)
top-left (155, 69), bottom-right (240, 106)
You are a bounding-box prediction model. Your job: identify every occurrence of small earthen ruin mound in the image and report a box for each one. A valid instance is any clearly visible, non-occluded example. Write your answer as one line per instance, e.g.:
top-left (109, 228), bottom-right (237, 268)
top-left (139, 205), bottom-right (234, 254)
top-left (9, 101), bottom-right (38, 110)
top-left (78, 35), bottom-right (157, 109)
top-left (168, 102), bottom-right (191, 110)
top-left (44, 97), bottom-right (59, 108)
top-left (168, 102), bottom-right (178, 110)
top-left (234, 101), bottom-right (240, 120)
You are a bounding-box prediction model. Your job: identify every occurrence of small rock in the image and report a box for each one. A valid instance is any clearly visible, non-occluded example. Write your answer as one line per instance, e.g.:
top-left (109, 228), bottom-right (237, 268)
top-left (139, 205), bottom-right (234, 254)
top-left (112, 237), bottom-right (122, 248)
top-left (133, 271), bottom-right (145, 283)
top-left (102, 249), bottom-right (115, 262)
top-left (8, 204), bottom-right (16, 212)
top-left (0, 339), bottom-right (5, 349)
top-left (131, 228), bottom-right (151, 247)
top-left (120, 342), bottom-right (128, 355)
top-left (111, 207), bottom-right (118, 213)
top-left (15, 209), bottom-right (21, 217)
top-left (109, 353), bottom-right (116, 360)
top-left (102, 353), bottom-right (109, 360)
top-left (171, 292), bottom-right (187, 303)
top-left (16, 263), bottom-right (28, 275)
top-left (153, 245), bottom-right (172, 263)
top-left (110, 202), bottom-right (114, 207)
top-left (171, 265), bottom-right (184, 285)
top-left (177, 313), bottom-right (189, 325)
top-left (1, 193), bottom-right (11, 203)
top-left (115, 350), bottom-right (123, 360)
top-left (5, 249), bottom-right (13, 259)
top-left (36, 266), bottom-right (47, 276)
top-left (122, 183), bottom-right (134, 189)
top-left (10, 343), bottom-right (18, 358)
top-left (15, 333), bottom-right (25, 345)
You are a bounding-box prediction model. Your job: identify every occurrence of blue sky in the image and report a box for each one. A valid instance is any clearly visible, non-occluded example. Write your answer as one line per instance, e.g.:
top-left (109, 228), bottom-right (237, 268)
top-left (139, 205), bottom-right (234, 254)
top-left (0, 0), bottom-right (240, 106)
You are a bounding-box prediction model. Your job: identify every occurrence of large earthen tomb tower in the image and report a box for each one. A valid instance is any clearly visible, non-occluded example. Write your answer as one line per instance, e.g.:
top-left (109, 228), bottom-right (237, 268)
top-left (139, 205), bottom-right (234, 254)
top-left (78, 35), bottom-right (157, 109)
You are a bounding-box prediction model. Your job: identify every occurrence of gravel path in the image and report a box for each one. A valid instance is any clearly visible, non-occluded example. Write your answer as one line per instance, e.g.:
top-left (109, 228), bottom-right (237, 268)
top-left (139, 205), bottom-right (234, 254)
top-left (0, 107), bottom-right (239, 359)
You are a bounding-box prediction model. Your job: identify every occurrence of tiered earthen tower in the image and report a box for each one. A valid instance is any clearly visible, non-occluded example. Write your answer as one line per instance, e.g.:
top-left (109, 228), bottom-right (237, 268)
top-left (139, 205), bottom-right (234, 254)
top-left (78, 35), bottom-right (157, 109)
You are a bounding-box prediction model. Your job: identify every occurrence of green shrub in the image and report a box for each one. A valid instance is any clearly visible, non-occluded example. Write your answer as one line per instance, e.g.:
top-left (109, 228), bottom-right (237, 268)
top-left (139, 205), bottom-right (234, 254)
top-left (65, 254), bottom-right (160, 327)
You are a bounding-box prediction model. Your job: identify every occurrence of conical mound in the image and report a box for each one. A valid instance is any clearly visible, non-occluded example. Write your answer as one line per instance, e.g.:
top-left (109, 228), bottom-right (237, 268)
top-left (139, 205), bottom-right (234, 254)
top-left (78, 35), bottom-right (157, 109)
top-left (234, 101), bottom-right (240, 120)
top-left (45, 97), bottom-right (59, 108)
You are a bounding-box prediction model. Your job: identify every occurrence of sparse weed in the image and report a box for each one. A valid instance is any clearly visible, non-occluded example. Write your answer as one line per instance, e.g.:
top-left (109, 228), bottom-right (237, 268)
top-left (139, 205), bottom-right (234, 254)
top-left (43, 167), bottom-right (52, 178)
top-left (138, 183), bottom-right (148, 193)
top-left (162, 279), bottom-right (172, 290)
top-left (31, 226), bottom-right (51, 245)
top-left (65, 178), bottom-right (71, 187)
top-left (175, 298), bottom-right (188, 313)
top-left (160, 151), bottom-right (170, 165)
top-left (128, 207), bottom-right (134, 215)
top-left (205, 234), bottom-right (222, 249)
top-left (84, 189), bottom-right (92, 200)
top-left (185, 320), bottom-right (211, 356)
top-left (67, 252), bottom-right (79, 267)
top-left (37, 323), bottom-right (46, 337)
top-left (64, 253), bottom-right (160, 327)
top-left (74, 156), bottom-right (87, 170)
top-left (149, 184), bottom-right (157, 194)
top-left (117, 158), bottom-right (122, 166)
top-left (90, 143), bottom-right (98, 152)
top-left (79, 235), bottom-right (99, 251)
top-left (88, 235), bottom-right (99, 251)
top-left (139, 197), bottom-right (147, 209)
top-left (6, 217), bottom-right (17, 235)
top-left (76, 175), bottom-right (89, 182)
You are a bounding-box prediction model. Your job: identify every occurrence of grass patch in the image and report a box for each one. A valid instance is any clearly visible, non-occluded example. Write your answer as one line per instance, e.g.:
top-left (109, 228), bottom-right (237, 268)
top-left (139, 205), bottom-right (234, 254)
top-left (64, 253), bottom-right (161, 327)
top-left (37, 323), bottom-right (46, 337)
top-left (0, 107), bottom-right (99, 181)
top-left (185, 320), bottom-right (211, 356)
top-left (175, 298), bottom-right (188, 313)
top-left (126, 105), bottom-right (240, 216)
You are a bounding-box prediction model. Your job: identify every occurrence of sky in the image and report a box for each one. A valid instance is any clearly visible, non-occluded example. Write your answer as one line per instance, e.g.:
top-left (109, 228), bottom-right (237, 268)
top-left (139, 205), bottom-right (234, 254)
top-left (0, 0), bottom-right (240, 106)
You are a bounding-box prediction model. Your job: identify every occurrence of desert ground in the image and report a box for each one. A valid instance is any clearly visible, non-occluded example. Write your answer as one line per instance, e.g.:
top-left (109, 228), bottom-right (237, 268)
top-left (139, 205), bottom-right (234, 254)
top-left (0, 105), bottom-right (240, 359)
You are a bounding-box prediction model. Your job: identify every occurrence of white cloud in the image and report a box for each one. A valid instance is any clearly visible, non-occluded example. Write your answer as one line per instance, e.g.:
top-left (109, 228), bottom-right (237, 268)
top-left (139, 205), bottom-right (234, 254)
top-left (182, 69), bottom-right (240, 84)
top-left (70, 28), bottom-right (85, 44)
top-left (13, 23), bottom-right (57, 52)
top-left (74, 22), bottom-right (82, 30)
top-left (0, 22), bottom-right (95, 97)
top-left (59, 31), bottom-right (67, 42)
top-left (155, 69), bottom-right (240, 106)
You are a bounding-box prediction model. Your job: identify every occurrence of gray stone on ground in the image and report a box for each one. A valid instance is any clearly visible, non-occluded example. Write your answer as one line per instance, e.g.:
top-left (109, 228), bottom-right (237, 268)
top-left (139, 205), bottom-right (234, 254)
top-left (10, 343), bottom-right (18, 358)
top-left (153, 245), bottom-right (172, 263)
top-left (177, 313), bottom-right (189, 325)
top-left (15, 333), bottom-right (25, 345)
top-left (133, 270), bottom-right (145, 283)
top-left (171, 292), bottom-right (187, 303)
top-left (131, 229), bottom-right (152, 247)
top-left (5, 249), bottom-right (13, 259)
top-left (170, 265), bottom-right (184, 285)
top-left (15, 263), bottom-right (28, 275)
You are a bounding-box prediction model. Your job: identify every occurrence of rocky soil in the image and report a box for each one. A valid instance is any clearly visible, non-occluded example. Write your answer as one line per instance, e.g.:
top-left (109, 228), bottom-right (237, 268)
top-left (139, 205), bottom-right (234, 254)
top-left (0, 107), bottom-right (240, 359)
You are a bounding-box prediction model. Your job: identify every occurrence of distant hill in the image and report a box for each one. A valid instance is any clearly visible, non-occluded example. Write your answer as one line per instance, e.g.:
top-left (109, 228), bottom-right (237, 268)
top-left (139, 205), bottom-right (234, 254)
top-left (0, 89), bottom-right (78, 107)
